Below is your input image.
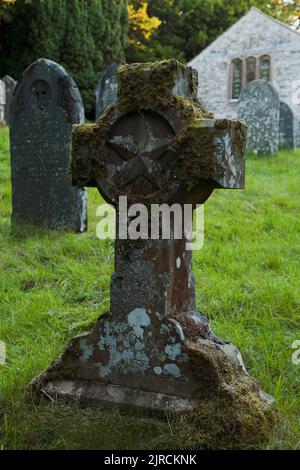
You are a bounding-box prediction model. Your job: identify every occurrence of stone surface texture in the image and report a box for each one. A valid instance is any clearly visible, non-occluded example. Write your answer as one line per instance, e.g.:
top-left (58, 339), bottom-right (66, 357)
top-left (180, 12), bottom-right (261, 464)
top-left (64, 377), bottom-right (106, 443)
top-left (189, 7), bottom-right (300, 147)
top-left (2, 75), bottom-right (17, 125)
top-left (32, 60), bottom-right (274, 444)
top-left (95, 61), bottom-right (122, 120)
top-left (0, 79), bottom-right (5, 123)
top-left (238, 80), bottom-right (280, 155)
top-left (10, 58), bottom-right (87, 232)
top-left (279, 101), bottom-right (294, 149)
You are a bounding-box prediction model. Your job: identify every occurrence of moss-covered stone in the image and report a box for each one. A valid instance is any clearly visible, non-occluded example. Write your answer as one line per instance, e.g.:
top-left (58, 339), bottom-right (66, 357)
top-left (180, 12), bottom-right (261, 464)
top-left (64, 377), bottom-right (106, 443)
top-left (71, 59), bottom-right (245, 201)
top-left (174, 394), bottom-right (276, 449)
top-left (117, 59), bottom-right (207, 113)
top-left (71, 60), bottom-right (216, 192)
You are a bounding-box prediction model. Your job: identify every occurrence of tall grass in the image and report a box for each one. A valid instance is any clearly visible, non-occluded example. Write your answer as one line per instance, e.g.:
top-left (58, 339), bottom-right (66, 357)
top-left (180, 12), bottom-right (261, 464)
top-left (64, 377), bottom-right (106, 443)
top-left (0, 126), bottom-right (299, 449)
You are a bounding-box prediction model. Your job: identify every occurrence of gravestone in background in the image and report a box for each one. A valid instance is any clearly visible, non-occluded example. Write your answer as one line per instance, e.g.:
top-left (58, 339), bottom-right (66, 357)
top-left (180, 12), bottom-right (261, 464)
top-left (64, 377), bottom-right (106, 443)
top-left (238, 79), bottom-right (280, 155)
top-left (279, 101), bottom-right (294, 149)
top-left (10, 58), bottom-right (87, 232)
top-left (2, 75), bottom-right (17, 125)
top-left (33, 61), bottom-right (273, 436)
top-left (0, 79), bottom-right (5, 123)
top-left (95, 61), bottom-right (122, 120)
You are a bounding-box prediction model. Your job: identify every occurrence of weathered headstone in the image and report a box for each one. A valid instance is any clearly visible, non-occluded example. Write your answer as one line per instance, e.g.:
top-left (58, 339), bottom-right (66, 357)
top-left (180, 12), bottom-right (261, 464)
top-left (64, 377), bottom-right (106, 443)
top-left (95, 61), bottom-right (122, 120)
top-left (2, 75), bottom-right (17, 125)
top-left (238, 79), bottom-right (280, 155)
top-left (33, 61), bottom-right (272, 432)
top-left (10, 58), bottom-right (87, 231)
top-left (0, 79), bottom-right (5, 124)
top-left (279, 101), bottom-right (294, 149)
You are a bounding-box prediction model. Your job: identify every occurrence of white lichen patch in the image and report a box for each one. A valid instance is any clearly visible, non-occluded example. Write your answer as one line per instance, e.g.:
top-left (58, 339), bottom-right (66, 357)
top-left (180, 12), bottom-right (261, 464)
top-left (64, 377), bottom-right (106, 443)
top-left (165, 343), bottom-right (182, 361)
top-left (128, 308), bottom-right (151, 339)
top-left (154, 366), bottom-right (163, 376)
top-left (164, 363), bottom-right (181, 378)
top-left (96, 318), bottom-right (151, 378)
top-left (91, 309), bottom-right (187, 381)
top-left (175, 322), bottom-right (185, 341)
top-left (80, 339), bottom-right (94, 362)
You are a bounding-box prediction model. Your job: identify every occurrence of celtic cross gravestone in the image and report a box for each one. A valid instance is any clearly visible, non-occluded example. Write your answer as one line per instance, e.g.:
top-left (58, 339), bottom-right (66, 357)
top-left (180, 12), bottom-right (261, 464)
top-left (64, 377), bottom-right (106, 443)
top-left (33, 61), bottom-right (273, 420)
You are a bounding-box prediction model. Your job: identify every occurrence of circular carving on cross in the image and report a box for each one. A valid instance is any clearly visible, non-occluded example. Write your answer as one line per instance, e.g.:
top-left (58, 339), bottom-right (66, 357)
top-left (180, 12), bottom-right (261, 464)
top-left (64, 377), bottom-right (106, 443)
top-left (98, 110), bottom-right (179, 205)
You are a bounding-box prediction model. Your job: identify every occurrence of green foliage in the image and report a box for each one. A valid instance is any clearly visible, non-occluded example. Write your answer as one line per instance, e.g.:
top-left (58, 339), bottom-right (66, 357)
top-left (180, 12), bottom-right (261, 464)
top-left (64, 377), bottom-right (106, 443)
top-left (0, 0), bottom-right (15, 22)
top-left (0, 0), bottom-right (128, 117)
top-left (126, 0), bottom-right (300, 64)
top-left (1, 125), bottom-right (300, 449)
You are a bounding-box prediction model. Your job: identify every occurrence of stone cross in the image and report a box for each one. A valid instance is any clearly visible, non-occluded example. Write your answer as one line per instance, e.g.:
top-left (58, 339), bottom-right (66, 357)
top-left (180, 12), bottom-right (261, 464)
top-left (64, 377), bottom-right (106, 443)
top-left (10, 59), bottom-right (87, 232)
top-left (34, 61), bottom-right (272, 415)
top-left (95, 61), bottom-right (123, 120)
top-left (2, 75), bottom-right (17, 125)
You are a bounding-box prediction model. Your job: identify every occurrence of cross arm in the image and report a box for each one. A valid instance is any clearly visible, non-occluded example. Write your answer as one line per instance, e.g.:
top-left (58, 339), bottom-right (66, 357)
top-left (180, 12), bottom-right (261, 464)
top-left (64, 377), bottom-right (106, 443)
top-left (172, 118), bottom-right (246, 192)
top-left (71, 123), bottom-right (107, 188)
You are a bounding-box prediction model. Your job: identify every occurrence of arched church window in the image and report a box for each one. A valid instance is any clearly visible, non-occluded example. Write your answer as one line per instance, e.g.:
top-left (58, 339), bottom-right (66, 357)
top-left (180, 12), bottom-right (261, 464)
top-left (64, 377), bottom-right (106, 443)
top-left (260, 55), bottom-right (271, 81)
top-left (246, 57), bottom-right (256, 84)
top-left (231, 58), bottom-right (242, 100)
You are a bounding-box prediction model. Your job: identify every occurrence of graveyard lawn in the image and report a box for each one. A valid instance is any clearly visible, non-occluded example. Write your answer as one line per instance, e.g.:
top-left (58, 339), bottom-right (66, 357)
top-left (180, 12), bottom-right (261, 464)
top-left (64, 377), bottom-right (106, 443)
top-left (0, 125), bottom-right (299, 450)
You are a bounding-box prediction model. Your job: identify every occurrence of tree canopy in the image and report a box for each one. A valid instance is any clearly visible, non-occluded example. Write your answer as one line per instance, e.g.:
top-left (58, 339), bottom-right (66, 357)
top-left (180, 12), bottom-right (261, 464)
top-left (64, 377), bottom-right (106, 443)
top-left (126, 0), bottom-right (300, 63)
top-left (0, 0), bottom-right (128, 117)
top-left (1, 0), bottom-right (300, 116)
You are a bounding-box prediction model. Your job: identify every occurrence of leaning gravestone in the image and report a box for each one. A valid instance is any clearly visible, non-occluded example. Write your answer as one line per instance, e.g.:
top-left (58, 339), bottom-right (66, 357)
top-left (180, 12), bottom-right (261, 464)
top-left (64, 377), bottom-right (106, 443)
top-left (0, 79), bottom-right (5, 123)
top-left (279, 101), bottom-right (294, 149)
top-left (10, 58), bottom-right (87, 231)
top-left (33, 60), bottom-right (273, 441)
top-left (238, 79), bottom-right (280, 155)
top-left (95, 61), bottom-right (122, 119)
top-left (2, 75), bottom-right (17, 125)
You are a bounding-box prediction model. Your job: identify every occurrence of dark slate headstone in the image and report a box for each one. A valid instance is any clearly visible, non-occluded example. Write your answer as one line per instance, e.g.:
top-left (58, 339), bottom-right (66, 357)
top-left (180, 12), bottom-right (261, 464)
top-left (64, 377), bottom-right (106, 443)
top-left (238, 80), bottom-right (280, 155)
top-left (2, 75), bottom-right (17, 125)
top-left (279, 101), bottom-right (294, 150)
top-left (10, 58), bottom-right (87, 231)
top-left (0, 79), bottom-right (5, 123)
top-left (95, 61), bottom-right (122, 119)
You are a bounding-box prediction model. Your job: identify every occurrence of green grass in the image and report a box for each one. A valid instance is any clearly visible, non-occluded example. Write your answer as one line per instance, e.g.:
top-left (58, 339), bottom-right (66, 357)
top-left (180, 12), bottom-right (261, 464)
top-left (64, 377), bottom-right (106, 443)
top-left (0, 124), bottom-right (300, 449)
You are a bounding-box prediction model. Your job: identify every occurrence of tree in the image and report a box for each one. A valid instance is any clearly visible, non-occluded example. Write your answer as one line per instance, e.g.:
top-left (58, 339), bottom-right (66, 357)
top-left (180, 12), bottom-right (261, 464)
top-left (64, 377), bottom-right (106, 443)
top-left (0, 0), bottom-right (128, 117)
top-left (0, 0), bottom-right (15, 21)
top-left (267, 0), bottom-right (300, 25)
top-left (126, 0), bottom-right (300, 64)
top-left (127, 0), bottom-right (161, 62)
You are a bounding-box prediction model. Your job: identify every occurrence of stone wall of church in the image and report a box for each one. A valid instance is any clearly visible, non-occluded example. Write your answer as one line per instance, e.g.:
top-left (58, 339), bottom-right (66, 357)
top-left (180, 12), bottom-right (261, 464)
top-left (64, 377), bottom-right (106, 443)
top-left (189, 9), bottom-right (300, 147)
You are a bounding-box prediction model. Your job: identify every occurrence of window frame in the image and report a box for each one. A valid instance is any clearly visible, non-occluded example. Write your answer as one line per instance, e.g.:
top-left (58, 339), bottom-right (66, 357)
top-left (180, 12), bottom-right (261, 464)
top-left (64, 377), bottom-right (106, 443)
top-left (228, 54), bottom-right (272, 102)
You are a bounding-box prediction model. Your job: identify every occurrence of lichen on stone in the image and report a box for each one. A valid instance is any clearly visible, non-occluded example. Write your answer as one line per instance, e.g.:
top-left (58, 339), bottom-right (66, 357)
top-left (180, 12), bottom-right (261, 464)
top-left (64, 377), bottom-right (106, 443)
top-left (71, 59), bottom-right (218, 193)
top-left (117, 59), bottom-right (201, 112)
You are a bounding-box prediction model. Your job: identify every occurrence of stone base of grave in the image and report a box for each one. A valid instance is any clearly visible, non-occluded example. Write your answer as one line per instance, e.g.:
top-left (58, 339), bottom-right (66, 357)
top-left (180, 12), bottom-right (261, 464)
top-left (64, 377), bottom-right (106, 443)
top-left (36, 379), bottom-right (202, 414)
top-left (30, 310), bottom-right (274, 419)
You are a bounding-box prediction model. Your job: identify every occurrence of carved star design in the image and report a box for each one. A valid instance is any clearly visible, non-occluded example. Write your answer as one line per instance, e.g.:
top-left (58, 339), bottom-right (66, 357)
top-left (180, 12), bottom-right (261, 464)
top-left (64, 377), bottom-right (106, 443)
top-left (107, 112), bottom-right (172, 188)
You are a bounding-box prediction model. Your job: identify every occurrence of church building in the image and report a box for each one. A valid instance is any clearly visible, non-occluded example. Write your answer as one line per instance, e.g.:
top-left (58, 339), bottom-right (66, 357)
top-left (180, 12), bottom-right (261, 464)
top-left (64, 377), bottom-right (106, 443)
top-left (189, 7), bottom-right (300, 147)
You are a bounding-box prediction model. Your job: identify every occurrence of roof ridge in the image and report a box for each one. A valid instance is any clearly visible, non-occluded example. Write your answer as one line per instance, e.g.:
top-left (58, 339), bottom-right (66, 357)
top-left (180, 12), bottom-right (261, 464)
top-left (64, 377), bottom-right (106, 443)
top-left (188, 7), bottom-right (300, 66)
top-left (250, 6), bottom-right (300, 36)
